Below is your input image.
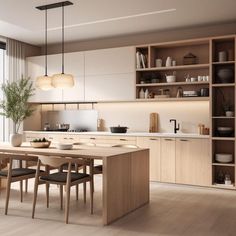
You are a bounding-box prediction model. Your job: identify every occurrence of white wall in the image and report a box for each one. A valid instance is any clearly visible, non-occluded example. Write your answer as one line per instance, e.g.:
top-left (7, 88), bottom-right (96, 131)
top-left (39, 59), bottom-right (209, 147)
top-left (94, 101), bottom-right (209, 133)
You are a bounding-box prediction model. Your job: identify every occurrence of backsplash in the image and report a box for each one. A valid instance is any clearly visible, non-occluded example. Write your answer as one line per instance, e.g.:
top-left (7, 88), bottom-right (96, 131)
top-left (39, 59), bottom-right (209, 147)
top-left (95, 101), bottom-right (209, 133)
top-left (24, 101), bottom-right (209, 134)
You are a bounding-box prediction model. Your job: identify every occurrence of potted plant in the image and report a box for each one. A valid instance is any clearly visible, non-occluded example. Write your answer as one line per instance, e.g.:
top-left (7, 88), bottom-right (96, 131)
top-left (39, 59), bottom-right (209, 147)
top-left (0, 77), bottom-right (35, 146)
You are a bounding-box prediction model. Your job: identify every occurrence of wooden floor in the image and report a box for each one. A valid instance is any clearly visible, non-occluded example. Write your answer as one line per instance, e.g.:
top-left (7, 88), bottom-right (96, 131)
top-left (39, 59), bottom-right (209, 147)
top-left (1, 177), bottom-right (236, 236)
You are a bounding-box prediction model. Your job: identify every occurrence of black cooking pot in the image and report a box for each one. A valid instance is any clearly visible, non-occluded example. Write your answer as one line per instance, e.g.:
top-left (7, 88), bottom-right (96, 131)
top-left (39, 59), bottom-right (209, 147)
top-left (110, 126), bottom-right (128, 133)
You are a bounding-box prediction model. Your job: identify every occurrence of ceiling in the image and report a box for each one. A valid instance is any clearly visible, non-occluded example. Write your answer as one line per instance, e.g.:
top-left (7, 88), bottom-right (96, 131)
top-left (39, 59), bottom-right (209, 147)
top-left (0, 0), bottom-right (235, 46)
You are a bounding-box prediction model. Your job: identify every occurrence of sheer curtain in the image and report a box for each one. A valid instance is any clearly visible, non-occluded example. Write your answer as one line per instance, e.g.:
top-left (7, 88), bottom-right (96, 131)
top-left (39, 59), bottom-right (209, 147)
top-left (5, 38), bottom-right (26, 139)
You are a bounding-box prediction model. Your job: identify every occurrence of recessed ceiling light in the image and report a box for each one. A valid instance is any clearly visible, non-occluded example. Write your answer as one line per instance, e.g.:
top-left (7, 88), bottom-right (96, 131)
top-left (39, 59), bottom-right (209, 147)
top-left (48, 8), bottom-right (177, 31)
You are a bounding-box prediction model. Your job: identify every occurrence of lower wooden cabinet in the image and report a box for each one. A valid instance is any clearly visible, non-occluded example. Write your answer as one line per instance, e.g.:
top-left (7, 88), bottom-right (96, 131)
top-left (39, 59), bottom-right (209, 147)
top-left (160, 138), bottom-right (176, 183)
top-left (136, 137), bottom-right (161, 181)
top-left (176, 138), bottom-right (211, 186)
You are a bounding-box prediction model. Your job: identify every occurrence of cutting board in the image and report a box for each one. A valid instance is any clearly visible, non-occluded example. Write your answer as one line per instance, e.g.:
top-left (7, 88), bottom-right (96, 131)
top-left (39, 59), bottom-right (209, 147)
top-left (149, 113), bottom-right (158, 133)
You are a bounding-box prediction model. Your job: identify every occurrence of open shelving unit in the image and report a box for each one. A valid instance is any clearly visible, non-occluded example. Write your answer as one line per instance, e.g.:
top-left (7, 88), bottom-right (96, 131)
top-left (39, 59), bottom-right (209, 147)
top-left (210, 35), bottom-right (236, 189)
top-left (135, 39), bottom-right (210, 101)
top-left (135, 35), bottom-right (236, 190)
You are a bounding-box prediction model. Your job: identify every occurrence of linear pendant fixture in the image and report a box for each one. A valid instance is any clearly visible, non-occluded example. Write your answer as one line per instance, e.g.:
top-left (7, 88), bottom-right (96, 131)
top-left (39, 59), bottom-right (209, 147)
top-left (52, 2), bottom-right (74, 88)
top-left (35, 8), bottom-right (53, 91)
top-left (36, 1), bottom-right (75, 89)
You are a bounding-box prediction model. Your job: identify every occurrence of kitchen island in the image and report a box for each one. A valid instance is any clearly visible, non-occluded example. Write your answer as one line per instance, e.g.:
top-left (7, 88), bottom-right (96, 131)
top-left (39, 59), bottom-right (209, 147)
top-left (0, 143), bottom-right (149, 225)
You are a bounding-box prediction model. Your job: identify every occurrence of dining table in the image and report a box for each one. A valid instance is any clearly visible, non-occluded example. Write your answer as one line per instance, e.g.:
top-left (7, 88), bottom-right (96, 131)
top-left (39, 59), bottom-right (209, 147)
top-left (0, 142), bottom-right (150, 225)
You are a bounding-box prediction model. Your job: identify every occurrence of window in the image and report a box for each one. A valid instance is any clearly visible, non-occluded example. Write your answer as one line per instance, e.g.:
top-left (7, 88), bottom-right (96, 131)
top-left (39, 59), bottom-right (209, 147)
top-left (0, 42), bottom-right (6, 141)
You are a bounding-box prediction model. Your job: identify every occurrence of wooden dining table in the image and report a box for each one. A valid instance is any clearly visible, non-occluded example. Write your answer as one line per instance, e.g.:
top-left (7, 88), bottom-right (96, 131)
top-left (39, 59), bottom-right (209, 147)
top-left (0, 142), bottom-right (149, 225)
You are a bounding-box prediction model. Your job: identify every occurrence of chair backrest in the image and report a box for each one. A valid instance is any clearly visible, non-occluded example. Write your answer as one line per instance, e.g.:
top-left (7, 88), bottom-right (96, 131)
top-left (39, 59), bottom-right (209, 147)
top-left (38, 155), bottom-right (70, 168)
top-left (37, 155), bottom-right (91, 168)
top-left (0, 153), bottom-right (38, 161)
top-left (112, 144), bottom-right (139, 148)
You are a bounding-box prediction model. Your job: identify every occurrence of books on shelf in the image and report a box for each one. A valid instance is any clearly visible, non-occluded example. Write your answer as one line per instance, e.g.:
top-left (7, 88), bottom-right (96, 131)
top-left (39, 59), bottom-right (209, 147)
top-left (136, 51), bottom-right (147, 69)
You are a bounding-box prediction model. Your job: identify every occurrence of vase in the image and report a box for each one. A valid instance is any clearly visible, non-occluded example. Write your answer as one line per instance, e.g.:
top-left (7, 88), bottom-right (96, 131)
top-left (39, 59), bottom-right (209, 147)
top-left (10, 133), bottom-right (23, 147)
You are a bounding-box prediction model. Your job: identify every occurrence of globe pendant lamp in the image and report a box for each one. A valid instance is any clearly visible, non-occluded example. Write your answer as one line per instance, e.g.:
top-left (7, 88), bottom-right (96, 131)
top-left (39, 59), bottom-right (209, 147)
top-left (52, 4), bottom-right (74, 88)
top-left (36, 9), bottom-right (53, 91)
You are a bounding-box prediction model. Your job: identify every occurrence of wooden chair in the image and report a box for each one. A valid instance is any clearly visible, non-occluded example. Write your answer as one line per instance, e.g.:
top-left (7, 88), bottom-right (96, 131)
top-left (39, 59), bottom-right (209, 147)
top-left (0, 153), bottom-right (39, 215)
top-left (32, 155), bottom-right (94, 224)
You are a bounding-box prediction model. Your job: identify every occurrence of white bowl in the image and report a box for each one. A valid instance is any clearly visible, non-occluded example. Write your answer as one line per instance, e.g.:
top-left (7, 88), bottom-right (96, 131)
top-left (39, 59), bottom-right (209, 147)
top-left (217, 127), bottom-right (233, 131)
top-left (56, 143), bottom-right (73, 150)
top-left (166, 75), bottom-right (176, 83)
top-left (215, 153), bottom-right (233, 163)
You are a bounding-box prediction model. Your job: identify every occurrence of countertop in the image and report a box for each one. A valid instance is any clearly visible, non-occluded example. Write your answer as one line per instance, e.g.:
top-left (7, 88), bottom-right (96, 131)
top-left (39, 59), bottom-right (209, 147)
top-left (24, 131), bottom-right (209, 139)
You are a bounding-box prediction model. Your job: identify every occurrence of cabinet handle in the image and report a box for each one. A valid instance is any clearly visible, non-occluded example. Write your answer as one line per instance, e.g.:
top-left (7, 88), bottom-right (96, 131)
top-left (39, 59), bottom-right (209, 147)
top-left (150, 138), bottom-right (159, 141)
top-left (69, 138), bottom-right (74, 140)
top-left (180, 139), bottom-right (189, 142)
top-left (165, 138), bottom-right (174, 141)
top-left (90, 137), bottom-right (96, 140)
top-left (64, 137), bottom-right (68, 139)
top-left (48, 137), bottom-right (53, 140)
top-left (120, 138), bottom-right (127, 141)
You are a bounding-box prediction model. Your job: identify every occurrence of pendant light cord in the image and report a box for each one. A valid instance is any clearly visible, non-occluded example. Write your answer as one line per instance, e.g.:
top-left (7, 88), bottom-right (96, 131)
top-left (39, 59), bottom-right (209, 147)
top-left (62, 4), bottom-right (65, 74)
top-left (45, 9), bottom-right (48, 76)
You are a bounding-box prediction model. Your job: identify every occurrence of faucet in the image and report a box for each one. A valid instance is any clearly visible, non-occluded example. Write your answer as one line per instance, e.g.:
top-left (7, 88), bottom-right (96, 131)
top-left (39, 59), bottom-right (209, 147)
top-left (170, 119), bottom-right (180, 134)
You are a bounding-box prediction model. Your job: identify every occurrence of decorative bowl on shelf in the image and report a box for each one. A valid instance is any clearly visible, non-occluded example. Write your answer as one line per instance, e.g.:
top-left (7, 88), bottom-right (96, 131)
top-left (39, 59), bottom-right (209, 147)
top-left (30, 141), bottom-right (51, 148)
top-left (217, 68), bottom-right (234, 83)
top-left (217, 127), bottom-right (234, 137)
top-left (166, 75), bottom-right (176, 83)
top-left (215, 153), bottom-right (233, 163)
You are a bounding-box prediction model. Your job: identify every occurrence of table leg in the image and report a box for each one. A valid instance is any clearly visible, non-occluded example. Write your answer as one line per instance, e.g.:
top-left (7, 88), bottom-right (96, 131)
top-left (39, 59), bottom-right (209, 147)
top-left (102, 149), bottom-right (149, 225)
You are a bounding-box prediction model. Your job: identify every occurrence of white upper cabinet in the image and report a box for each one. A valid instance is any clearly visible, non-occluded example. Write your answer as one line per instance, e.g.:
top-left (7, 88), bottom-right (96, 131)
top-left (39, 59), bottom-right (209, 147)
top-left (85, 73), bottom-right (135, 101)
top-left (62, 52), bottom-right (85, 102)
top-left (84, 46), bottom-right (135, 101)
top-left (27, 46), bottom-right (135, 102)
top-left (27, 56), bottom-right (63, 103)
top-left (85, 46), bottom-right (135, 76)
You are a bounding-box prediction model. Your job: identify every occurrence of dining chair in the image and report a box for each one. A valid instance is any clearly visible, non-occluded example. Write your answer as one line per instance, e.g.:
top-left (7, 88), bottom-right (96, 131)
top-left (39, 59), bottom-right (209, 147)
top-left (32, 155), bottom-right (94, 224)
top-left (0, 153), bottom-right (39, 215)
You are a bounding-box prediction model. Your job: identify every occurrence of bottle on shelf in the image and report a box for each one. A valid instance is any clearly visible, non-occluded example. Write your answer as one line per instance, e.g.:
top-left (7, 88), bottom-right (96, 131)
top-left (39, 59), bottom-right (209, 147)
top-left (139, 88), bottom-right (145, 99)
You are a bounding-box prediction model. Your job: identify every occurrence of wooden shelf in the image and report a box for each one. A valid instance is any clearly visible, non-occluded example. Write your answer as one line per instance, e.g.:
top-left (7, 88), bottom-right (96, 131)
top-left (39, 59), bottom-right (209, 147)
top-left (136, 81), bottom-right (209, 87)
top-left (136, 63), bottom-right (209, 72)
top-left (212, 137), bottom-right (235, 141)
top-left (212, 83), bottom-right (235, 87)
top-left (212, 116), bottom-right (235, 119)
top-left (212, 163), bottom-right (235, 167)
top-left (135, 97), bottom-right (209, 102)
top-left (212, 61), bottom-right (235, 65)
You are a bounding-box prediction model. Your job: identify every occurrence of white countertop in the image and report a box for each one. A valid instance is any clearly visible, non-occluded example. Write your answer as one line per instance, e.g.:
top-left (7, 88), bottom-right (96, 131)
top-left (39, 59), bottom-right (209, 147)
top-left (24, 131), bottom-right (209, 139)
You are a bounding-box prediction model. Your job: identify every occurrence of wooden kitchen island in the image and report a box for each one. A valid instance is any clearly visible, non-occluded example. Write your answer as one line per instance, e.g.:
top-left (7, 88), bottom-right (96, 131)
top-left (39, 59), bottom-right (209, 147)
top-left (0, 143), bottom-right (149, 225)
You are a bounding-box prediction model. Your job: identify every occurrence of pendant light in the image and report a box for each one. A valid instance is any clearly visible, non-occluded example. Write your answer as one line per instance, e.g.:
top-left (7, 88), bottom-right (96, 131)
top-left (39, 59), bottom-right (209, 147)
top-left (36, 9), bottom-right (53, 91)
top-left (52, 3), bottom-right (74, 88)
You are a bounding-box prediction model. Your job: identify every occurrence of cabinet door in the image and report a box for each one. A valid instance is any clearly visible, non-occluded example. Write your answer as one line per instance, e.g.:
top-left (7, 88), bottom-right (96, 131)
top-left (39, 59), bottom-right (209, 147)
top-left (85, 47), bottom-right (135, 76)
top-left (27, 56), bottom-right (63, 103)
top-left (137, 137), bottom-right (161, 181)
top-left (160, 138), bottom-right (176, 183)
top-left (176, 138), bottom-right (211, 186)
top-left (62, 52), bottom-right (85, 102)
top-left (85, 73), bottom-right (135, 101)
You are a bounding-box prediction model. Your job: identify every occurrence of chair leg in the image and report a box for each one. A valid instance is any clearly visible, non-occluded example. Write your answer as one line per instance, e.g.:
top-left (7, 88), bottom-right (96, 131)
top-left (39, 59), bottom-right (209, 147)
top-left (65, 185), bottom-right (71, 224)
top-left (83, 165), bottom-right (86, 203)
top-left (25, 179), bottom-right (28, 193)
top-left (32, 178), bottom-right (39, 219)
top-left (90, 180), bottom-right (94, 214)
top-left (76, 184), bottom-right (79, 201)
top-left (46, 183), bottom-right (49, 208)
top-left (20, 180), bottom-right (23, 202)
top-left (60, 185), bottom-right (63, 210)
top-left (92, 176), bottom-right (95, 193)
top-left (83, 182), bottom-right (86, 204)
top-left (5, 178), bottom-right (11, 215)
